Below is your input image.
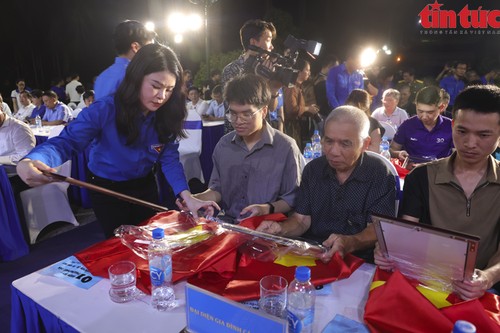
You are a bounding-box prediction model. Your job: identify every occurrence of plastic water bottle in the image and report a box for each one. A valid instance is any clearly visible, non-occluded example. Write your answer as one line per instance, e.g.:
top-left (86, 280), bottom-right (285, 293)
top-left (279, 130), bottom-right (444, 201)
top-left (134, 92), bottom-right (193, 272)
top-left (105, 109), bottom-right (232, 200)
top-left (311, 130), bottom-right (322, 159)
top-left (303, 143), bottom-right (313, 164)
top-left (35, 115), bottom-right (42, 129)
top-left (379, 136), bottom-right (391, 160)
top-left (287, 266), bottom-right (315, 333)
top-left (148, 228), bottom-right (176, 311)
top-left (452, 320), bottom-right (476, 333)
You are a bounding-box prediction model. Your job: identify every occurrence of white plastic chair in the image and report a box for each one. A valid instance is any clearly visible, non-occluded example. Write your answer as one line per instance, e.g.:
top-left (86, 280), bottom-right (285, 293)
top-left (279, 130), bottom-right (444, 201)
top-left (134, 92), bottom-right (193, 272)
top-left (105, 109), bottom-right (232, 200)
top-left (178, 109), bottom-right (204, 183)
top-left (379, 121), bottom-right (397, 141)
top-left (365, 150), bottom-right (401, 215)
top-left (20, 160), bottom-right (78, 243)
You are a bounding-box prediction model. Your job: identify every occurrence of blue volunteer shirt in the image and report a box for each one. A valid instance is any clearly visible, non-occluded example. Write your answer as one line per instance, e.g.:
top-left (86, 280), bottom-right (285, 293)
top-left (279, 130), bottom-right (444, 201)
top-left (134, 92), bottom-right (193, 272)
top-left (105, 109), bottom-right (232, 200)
top-left (94, 57), bottom-right (130, 100)
top-left (393, 115), bottom-right (454, 160)
top-left (439, 75), bottom-right (465, 106)
top-left (30, 104), bottom-right (46, 119)
top-left (326, 63), bottom-right (364, 109)
top-left (25, 96), bottom-right (189, 195)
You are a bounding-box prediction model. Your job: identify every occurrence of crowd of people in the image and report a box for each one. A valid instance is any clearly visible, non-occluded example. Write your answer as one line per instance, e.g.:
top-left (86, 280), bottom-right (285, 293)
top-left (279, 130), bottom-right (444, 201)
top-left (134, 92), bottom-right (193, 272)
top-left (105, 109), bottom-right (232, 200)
top-left (1, 18), bottom-right (499, 302)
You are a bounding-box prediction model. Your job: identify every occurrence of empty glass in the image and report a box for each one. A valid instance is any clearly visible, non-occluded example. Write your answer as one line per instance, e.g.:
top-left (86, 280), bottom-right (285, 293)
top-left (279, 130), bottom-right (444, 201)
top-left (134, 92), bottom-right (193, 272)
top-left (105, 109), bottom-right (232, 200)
top-left (108, 261), bottom-right (137, 303)
top-left (258, 275), bottom-right (288, 318)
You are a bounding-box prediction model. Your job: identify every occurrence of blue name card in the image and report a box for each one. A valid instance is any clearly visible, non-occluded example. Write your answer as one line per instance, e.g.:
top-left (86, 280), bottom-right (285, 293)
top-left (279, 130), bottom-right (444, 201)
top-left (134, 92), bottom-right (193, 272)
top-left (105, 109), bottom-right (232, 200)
top-left (40, 255), bottom-right (102, 289)
top-left (186, 283), bottom-right (287, 333)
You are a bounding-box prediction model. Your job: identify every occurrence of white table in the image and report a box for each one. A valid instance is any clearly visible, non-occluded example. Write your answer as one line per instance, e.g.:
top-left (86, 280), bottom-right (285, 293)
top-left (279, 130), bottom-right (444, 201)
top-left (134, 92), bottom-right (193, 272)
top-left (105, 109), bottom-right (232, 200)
top-left (11, 263), bottom-right (375, 332)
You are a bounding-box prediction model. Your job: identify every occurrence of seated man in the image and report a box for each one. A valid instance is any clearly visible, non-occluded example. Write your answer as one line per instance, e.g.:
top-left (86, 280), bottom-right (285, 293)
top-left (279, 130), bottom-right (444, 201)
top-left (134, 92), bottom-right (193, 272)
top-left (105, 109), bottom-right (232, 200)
top-left (371, 88), bottom-right (409, 131)
top-left (12, 91), bottom-right (35, 122)
top-left (390, 86), bottom-right (454, 168)
top-left (186, 86), bottom-right (209, 117)
top-left (376, 85), bottom-right (500, 299)
top-left (203, 85), bottom-right (225, 121)
top-left (189, 74), bottom-right (303, 220)
top-left (257, 106), bottom-right (396, 262)
top-left (0, 108), bottom-right (36, 166)
top-left (41, 90), bottom-right (72, 125)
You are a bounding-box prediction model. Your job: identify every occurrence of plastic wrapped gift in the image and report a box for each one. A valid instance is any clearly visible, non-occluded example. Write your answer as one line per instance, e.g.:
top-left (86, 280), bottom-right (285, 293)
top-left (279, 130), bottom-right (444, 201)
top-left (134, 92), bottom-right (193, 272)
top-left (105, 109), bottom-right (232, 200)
top-left (114, 211), bottom-right (222, 260)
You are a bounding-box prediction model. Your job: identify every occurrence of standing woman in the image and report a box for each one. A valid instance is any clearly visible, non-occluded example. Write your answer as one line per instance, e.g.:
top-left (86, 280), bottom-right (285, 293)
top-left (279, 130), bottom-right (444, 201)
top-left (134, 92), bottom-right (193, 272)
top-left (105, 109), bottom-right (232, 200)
top-left (17, 44), bottom-right (218, 237)
top-left (283, 58), bottom-right (319, 150)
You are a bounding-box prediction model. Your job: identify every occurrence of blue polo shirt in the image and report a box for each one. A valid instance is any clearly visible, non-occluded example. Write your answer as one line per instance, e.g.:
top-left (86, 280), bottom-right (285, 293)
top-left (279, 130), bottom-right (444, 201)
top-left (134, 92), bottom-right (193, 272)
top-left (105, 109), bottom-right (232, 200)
top-left (94, 57), bottom-right (130, 100)
top-left (393, 115), bottom-right (453, 159)
top-left (26, 96), bottom-right (189, 195)
top-left (42, 102), bottom-right (71, 122)
top-left (30, 104), bottom-right (46, 119)
top-left (439, 75), bottom-right (465, 106)
top-left (326, 63), bottom-right (364, 109)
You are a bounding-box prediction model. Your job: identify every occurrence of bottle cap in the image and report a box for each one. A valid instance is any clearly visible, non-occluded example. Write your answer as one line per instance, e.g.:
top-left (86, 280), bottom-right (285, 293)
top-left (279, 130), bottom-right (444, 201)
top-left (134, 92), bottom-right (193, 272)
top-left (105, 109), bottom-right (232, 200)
top-left (152, 228), bottom-right (165, 239)
top-left (382, 136), bottom-right (388, 141)
top-left (452, 320), bottom-right (476, 333)
top-left (306, 143), bottom-right (312, 147)
top-left (295, 266), bottom-right (311, 282)
top-left (314, 130), bottom-right (319, 134)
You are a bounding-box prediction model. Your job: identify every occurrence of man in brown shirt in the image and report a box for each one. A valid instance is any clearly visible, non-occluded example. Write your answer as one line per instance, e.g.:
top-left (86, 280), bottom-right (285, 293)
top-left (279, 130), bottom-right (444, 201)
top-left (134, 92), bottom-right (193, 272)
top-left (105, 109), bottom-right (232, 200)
top-left (375, 85), bottom-right (500, 300)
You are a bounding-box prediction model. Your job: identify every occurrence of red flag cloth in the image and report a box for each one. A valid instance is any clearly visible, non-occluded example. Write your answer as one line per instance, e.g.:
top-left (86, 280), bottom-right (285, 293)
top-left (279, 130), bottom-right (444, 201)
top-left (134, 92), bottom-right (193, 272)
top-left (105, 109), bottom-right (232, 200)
top-left (391, 158), bottom-right (409, 179)
top-left (364, 268), bottom-right (500, 332)
top-left (75, 211), bottom-right (363, 298)
top-left (75, 211), bottom-right (247, 294)
top-left (187, 215), bottom-right (364, 301)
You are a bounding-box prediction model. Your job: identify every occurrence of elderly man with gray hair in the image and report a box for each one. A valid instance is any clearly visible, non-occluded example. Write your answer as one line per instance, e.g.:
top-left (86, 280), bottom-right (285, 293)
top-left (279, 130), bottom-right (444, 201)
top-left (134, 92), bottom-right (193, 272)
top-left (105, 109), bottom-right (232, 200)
top-left (371, 88), bottom-right (409, 139)
top-left (258, 106), bottom-right (396, 262)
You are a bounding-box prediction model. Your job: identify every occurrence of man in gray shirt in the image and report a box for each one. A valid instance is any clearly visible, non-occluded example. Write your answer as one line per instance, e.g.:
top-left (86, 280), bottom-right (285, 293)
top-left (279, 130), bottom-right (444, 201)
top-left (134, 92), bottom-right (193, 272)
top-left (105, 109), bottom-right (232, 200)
top-left (192, 74), bottom-right (303, 221)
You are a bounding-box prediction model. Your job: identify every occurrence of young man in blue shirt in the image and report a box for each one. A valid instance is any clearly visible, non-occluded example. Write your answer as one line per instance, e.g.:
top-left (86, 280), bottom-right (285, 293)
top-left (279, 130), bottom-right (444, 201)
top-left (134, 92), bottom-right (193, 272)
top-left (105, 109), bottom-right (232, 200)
top-left (94, 20), bottom-right (156, 100)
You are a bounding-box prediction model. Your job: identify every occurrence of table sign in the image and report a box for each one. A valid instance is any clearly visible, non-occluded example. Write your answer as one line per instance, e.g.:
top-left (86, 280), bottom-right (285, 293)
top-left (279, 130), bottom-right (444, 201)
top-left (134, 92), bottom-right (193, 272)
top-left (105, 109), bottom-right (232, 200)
top-left (186, 283), bottom-right (287, 333)
top-left (40, 255), bottom-right (102, 289)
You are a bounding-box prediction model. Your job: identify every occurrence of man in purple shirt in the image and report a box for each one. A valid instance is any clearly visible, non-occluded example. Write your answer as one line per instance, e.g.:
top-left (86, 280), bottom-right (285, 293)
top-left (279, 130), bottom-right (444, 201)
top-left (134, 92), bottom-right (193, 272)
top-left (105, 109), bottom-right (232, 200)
top-left (439, 61), bottom-right (467, 109)
top-left (390, 86), bottom-right (453, 168)
top-left (94, 20), bottom-right (156, 100)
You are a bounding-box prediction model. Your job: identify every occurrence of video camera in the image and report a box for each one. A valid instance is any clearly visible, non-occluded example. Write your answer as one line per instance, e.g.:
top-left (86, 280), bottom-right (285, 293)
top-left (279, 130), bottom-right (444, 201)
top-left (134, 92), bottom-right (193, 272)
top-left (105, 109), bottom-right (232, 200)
top-left (244, 34), bottom-right (322, 87)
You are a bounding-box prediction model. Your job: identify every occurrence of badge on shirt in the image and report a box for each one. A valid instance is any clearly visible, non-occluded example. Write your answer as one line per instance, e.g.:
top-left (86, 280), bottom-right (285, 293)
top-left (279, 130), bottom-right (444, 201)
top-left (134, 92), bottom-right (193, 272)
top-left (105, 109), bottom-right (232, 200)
top-left (150, 143), bottom-right (164, 153)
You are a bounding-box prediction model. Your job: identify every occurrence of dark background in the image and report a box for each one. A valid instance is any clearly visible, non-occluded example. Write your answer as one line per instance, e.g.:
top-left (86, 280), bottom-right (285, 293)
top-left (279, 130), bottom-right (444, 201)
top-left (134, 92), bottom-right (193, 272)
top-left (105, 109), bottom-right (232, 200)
top-left (1, 0), bottom-right (499, 97)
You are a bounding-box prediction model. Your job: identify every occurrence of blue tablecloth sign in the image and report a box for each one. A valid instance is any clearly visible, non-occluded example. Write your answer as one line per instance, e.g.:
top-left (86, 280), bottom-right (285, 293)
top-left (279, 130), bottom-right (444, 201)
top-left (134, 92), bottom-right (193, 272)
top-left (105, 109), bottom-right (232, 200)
top-left (40, 255), bottom-right (102, 289)
top-left (186, 283), bottom-right (286, 333)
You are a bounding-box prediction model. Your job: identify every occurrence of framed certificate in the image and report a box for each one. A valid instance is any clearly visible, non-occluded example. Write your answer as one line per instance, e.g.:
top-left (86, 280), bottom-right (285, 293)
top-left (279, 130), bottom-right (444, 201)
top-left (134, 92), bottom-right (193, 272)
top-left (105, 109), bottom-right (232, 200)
top-left (372, 214), bottom-right (479, 292)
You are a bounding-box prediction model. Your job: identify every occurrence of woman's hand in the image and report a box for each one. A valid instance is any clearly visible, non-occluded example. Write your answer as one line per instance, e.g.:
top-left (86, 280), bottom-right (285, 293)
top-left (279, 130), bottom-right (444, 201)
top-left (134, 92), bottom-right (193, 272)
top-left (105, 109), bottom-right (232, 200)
top-left (176, 191), bottom-right (220, 218)
top-left (16, 159), bottom-right (57, 187)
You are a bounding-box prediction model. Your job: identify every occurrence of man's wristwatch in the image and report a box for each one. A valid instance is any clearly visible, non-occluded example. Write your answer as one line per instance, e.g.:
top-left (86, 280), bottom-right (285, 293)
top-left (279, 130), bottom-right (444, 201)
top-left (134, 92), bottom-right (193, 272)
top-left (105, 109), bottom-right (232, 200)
top-left (266, 202), bottom-right (275, 214)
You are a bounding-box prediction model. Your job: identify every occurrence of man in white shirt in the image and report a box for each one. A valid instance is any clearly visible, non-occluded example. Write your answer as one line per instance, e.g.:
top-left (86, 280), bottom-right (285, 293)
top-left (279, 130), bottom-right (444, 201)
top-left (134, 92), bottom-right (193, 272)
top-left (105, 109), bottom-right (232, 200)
top-left (186, 86), bottom-right (208, 117)
top-left (203, 85), bottom-right (225, 121)
top-left (13, 91), bottom-right (35, 122)
top-left (0, 93), bottom-right (13, 116)
top-left (65, 74), bottom-right (82, 104)
top-left (0, 108), bottom-right (36, 166)
top-left (371, 88), bottom-right (409, 140)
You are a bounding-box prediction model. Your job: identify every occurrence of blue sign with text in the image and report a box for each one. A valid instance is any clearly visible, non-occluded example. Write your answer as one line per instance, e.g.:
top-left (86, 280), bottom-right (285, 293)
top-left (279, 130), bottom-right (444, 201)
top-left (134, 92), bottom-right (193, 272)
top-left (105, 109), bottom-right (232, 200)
top-left (186, 283), bottom-right (287, 333)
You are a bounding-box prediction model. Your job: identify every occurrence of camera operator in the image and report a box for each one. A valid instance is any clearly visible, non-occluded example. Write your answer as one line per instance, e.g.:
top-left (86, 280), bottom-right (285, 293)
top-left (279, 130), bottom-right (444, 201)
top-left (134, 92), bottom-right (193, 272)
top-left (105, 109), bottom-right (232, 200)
top-left (221, 19), bottom-right (281, 134)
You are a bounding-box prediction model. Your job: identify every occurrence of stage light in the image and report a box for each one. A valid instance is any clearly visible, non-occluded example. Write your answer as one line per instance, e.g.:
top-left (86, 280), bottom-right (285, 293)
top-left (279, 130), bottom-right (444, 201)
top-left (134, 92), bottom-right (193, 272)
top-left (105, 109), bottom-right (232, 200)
top-left (360, 47), bottom-right (377, 68)
top-left (145, 21), bottom-right (155, 32)
top-left (174, 34), bottom-right (184, 44)
top-left (167, 12), bottom-right (187, 33)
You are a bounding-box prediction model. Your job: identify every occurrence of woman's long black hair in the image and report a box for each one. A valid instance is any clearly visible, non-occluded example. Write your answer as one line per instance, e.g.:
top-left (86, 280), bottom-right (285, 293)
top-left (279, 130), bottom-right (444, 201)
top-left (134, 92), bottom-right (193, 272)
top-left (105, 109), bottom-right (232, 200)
top-left (115, 43), bottom-right (187, 144)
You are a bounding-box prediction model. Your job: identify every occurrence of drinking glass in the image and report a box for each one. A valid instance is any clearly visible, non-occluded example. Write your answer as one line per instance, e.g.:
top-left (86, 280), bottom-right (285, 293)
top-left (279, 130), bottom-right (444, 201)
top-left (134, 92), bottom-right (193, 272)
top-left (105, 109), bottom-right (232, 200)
top-left (258, 275), bottom-right (288, 318)
top-left (108, 261), bottom-right (137, 303)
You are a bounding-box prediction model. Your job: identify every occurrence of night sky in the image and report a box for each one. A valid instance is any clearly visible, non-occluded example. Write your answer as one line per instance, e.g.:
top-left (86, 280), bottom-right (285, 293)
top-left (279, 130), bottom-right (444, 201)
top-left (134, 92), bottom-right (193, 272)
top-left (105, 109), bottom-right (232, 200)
top-left (1, 0), bottom-right (499, 97)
